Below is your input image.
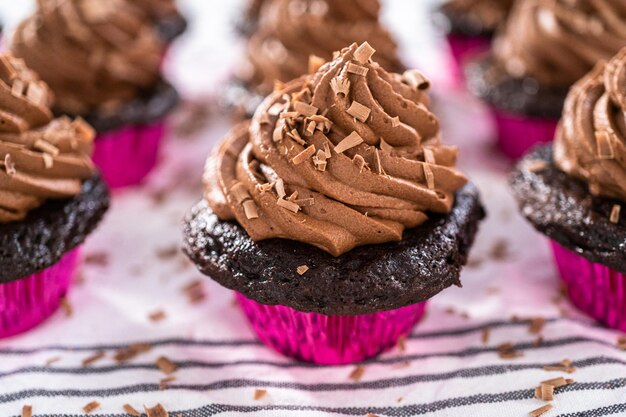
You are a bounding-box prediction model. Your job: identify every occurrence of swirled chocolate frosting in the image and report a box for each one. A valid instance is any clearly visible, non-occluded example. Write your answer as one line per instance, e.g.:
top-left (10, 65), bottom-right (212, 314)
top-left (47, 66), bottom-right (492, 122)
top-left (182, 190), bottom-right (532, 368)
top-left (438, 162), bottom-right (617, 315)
top-left (11, 0), bottom-right (164, 115)
top-left (0, 55), bottom-right (95, 223)
top-left (440, 0), bottom-right (514, 35)
top-left (241, 0), bottom-right (404, 95)
top-left (206, 43), bottom-right (467, 256)
top-left (554, 47), bottom-right (626, 202)
top-left (492, 0), bottom-right (626, 87)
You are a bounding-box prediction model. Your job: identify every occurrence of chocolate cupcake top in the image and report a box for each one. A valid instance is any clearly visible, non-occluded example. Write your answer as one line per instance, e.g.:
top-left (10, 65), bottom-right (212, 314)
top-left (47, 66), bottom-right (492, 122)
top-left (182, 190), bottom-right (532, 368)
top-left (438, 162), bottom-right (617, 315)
top-left (439, 0), bottom-right (514, 36)
top-left (241, 0), bottom-right (404, 95)
top-left (206, 43), bottom-right (467, 256)
top-left (492, 0), bottom-right (626, 88)
top-left (0, 55), bottom-right (96, 223)
top-left (554, 47), bottom-right (626, 202)
top-left (11, 0), bottom-right (164, 115)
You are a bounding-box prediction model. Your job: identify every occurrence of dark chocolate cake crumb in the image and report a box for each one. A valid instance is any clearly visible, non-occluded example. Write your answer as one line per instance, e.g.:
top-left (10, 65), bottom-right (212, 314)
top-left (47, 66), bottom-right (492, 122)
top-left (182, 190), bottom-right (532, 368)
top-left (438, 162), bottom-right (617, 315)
top-left (0, 175), bottom-right (109, 284)
top-left (183, 183), bottom-right (485, 315)
top-left (511, 146), bottom-right (626, 273)
top-left (466, 56), bottom-right (568, 119)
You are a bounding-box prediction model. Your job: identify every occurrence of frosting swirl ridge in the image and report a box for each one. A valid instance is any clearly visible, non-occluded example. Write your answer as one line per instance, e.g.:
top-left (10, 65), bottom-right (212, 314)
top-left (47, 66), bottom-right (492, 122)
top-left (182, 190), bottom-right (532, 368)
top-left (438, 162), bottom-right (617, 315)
top-left (493, 0), bottom-right (626, 87)
top-left (554, 47), bottom-right (626, 201)
top-left (207, 43), bottom-right (467, 256)
top-left (0, 55), bottom-right (95, 223)
top-left (242, 0), bottom-right (404, 95)
top-left (11, 0), bottom-right (164, 115)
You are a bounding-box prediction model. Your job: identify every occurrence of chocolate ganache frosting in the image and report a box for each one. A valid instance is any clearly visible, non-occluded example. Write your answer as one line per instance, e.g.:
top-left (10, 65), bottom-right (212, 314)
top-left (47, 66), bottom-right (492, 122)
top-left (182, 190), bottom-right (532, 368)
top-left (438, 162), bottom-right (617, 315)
top-left (492, 0), bottom-right (626, 88)
top-left (0, 54), bottom-right (95, 223)
top-left (11, 0), bottom-right (164, 115)
top-left (242, 0), bottom-right (404, 95)
top-left (206, 43), bottom-right (468, 256)
top-left (554, 47), bottom-right (626, 202)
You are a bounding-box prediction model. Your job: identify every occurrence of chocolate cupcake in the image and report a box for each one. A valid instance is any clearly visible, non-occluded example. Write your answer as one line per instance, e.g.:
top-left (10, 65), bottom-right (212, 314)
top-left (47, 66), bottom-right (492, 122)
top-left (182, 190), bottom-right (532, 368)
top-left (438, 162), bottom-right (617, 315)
top-left (433, 0), bottom-right (514, 78)
top-left (11, 0), bottom-right (180, 188)
top-left (466, 0), bottom-right (626, 159)
top-left (511, 47), bottom-right (626, 331)
top-left (224, 0), bottom-right (405, 118)
top-left (135, 0), bottom-right (188, 44)
top-left (186, 43), bottom-right (485, 364)
top-left (0, 54), bottom-right (109, 338)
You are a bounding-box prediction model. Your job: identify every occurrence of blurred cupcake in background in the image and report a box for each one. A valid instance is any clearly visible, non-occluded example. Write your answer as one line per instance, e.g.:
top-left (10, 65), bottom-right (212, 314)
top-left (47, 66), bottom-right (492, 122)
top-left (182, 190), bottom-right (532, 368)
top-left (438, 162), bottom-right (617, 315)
top-left (511, 47), bottom-right (626, 331)
top-left (433, 0), bottom-right (514, 80)
top-left (0, 54), bottom-right (109, 338)
top-left (135, 0), bottom-right (188, 47)
top-left (224, 0), bottom-right (405, 117)
top-left (466, 0), bottom-right (626, 160)
top-left (12, 0), bottom-right (180, 188)
top-left (235, 0), bottom-right (269, 38)
top-left (186, 42), bottom-right (485, 364)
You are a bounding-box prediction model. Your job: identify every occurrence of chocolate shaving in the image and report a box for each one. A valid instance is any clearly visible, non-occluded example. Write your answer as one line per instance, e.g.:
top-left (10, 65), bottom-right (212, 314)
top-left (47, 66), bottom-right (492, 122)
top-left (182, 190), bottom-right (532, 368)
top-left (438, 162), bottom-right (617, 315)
top-left (305, 120), bottom-right (316, 136)
top-left (497, 342), bottom-right (523, 359)
top-left (231, 182), bottom-right (251, 204)
top-left (423, 148), bottom-right (436, 164)
top-left (354, 42), bottom-right (376, 64)
top-left (423, 164), bottom-right (435, 189)
top-left (529, 404), bottom-right (553, 417)
top-left (540, 383), bottom-right (555, 401)
top-left (156, 356), bottom-right (177, 375)
top-left (183, 280), bottom-right (206, 304)
top-left (527, 159), bottom-right (549, 173)
top-left (114, 343), bottom-right (152, 363)
top-left (83, 401), bottom-right (101, 414)
top-left (380, 138), bottom-right (393, 153)
top-left (160, 376), bottom-right (177, 390)
top-left (149, 310), bottom-right (166, 322)
top-left (273, 119), bottom-right (286, 142)
top-left (275, 179), bottom-right (286, 199)
top-left (296, 265), bottom-right (309, 275)
top-left (402, 70), bottom-right (430, 90)
top-left (366, 414), bottom-right (380, 417)
top-left (529, 317), bottom-right (546, 334)
top-left (145, 404), bottom-right (168, 417)
top-left (308, 55), bottom-right (326, 73)
top-left (610, 204), bottom-right (621, 224)
top-left (541, 376), bottom-right (574, 388)
top-left (45, 356), bottom-right (61, 366)
top-left (397, 335), bottom-right (406, 352)
top-left (391, 116), bottom-right (400, 128)
top-left (277, 198), bottom-right (300, 213)
top-left (349, 365), bottom-right (366, 382)
top-left (292, 145), bottom-right (316, 165)
top-left (481, 328), bottom-right (490, 345)
top-left (330, 77), bottom-right (350, 96)
top-left (72, 117), bottom-right (95, 140)
top-left (3, 154), bottom-right (16, 176)
top-left (33, 139), bottom-right (59, 157)
top-left (347, 63), bottom-right (368, 76)
top-left (295, 197), bottom-right (315, 207)
top-left (42, 153), bottom-right (54, 169)
top-left (254, 389), bottom-right (267, 400)
top-left (543, 359), bottom-right (576, 373)
top-left (617, 336), bottom-right (626, 350)
top-left (82, 351), bottom-right (105, 367)
top-left (294, 101), bottom-right (318, 117)
top-left (287, 128), bottom-right (306, 145)
top-left (123, 404), bottom-right (141, 416)
top-left (11, 79), bottom-right (25, 96)
top-left (21, 405), bottom-right (32, 417)
top-left (347, 101), bottom-right (371, 123)
top-left (60, 297), bottom-right (73, 317)
top-left (313, 150), bottom-right (328, 171)
top-left (375, 148), bottom-right (385, 175)
top-left (335, 132), bottom-right (363, 154)
top-left (243, 200), bottom-right (259, 219)
top-left (596, 131), bottom-right (615, 159)
top-left (85, 251), bottom-right (108, 266)
top-left (352, 154), bottom-right (368, 173)
top-left (26, 81), bottom-right (47, 105)
top-left (323, 142), bottom-right (332, 159)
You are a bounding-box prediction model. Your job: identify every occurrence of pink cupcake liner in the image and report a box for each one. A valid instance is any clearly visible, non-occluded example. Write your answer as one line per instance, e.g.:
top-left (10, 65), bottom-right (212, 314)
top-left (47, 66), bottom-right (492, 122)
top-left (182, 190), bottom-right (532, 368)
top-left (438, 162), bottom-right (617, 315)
top-left (550, 241), bottom-right (626, 332)
top-left (236, 292), bottom-right (428, 365)
top-left (0, 248), bottom-right (79, 339)
top-left (489, 108), bottom-right (559, 160)
top-left (446, 34), bottom-right (491, 81)
top-left (91, 121), bottom-right (166, 189)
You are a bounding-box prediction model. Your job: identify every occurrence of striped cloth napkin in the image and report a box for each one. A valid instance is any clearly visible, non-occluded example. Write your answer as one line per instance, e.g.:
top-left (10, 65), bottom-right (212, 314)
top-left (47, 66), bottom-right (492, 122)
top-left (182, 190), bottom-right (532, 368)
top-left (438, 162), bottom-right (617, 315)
top-left (0, 114), bottom-right (624, 417)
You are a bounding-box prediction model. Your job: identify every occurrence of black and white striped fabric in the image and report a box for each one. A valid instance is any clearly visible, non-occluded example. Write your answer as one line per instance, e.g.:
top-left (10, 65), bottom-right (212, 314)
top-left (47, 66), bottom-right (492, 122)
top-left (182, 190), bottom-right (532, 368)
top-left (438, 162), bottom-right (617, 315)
top-left (0, 1), bottom-right (624, 416)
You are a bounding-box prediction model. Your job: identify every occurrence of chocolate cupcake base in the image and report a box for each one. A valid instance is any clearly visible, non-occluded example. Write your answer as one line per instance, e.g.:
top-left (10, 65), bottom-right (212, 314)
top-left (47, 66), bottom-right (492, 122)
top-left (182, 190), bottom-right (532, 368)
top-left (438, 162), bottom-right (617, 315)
top-left (184, 183), bottom-right (485, 316)
top-left (510, 146), bottom-right (625, 273)
top-left (0, 175), bottom-right (109, 283)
